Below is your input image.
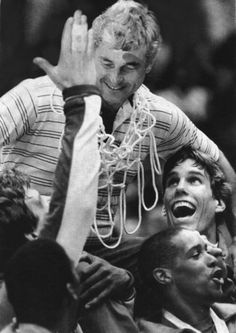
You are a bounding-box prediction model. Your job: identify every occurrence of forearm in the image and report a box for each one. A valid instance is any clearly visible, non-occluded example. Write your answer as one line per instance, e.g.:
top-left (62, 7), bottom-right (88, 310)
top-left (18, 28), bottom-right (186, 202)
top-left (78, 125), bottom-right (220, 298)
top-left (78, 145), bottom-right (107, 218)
top-left (37, 11), bottom-right (101, 261)
top-left (56, 87), bottom-right (101, 261)
top-left (40, 85), bottom-right (100, 241)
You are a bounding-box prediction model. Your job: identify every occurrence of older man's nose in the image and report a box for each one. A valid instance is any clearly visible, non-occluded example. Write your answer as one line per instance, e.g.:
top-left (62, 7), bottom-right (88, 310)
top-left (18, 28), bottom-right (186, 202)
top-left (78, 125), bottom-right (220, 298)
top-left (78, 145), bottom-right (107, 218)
top-left (109, 70), bottom-right (123, 86)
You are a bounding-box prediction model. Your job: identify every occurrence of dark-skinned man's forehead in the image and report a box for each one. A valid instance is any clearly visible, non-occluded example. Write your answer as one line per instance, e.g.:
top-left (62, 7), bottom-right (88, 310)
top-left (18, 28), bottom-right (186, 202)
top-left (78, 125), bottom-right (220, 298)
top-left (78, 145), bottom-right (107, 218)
top-left (172, 229), bottom-right (204, 257)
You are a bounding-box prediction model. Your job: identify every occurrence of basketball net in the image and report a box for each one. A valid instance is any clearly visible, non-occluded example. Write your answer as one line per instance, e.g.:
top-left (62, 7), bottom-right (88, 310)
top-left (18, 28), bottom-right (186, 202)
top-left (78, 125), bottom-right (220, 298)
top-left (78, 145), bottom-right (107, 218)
top-left (93, 86), bottom-right (162, 248)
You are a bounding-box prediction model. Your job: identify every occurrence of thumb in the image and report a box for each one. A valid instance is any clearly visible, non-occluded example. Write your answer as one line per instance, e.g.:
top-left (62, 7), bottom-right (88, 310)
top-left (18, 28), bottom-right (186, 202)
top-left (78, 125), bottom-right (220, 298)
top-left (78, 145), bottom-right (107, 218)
top-left (33, 57), bottom-right (54, 76)
top-left (79, 252), bottom-right (94, 264)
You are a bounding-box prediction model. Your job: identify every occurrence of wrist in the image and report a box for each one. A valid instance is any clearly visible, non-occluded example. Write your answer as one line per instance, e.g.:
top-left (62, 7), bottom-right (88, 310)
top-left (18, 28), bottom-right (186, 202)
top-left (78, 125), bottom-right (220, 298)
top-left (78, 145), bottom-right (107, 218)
top-left (118, 271), bottom-right (135, 301)
top-left (63, 85), bottom-right (100, 101)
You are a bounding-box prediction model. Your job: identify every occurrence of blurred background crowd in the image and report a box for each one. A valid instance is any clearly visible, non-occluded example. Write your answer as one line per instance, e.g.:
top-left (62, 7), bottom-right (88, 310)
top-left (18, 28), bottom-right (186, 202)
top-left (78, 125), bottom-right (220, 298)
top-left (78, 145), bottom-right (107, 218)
top-left (0, 0), bottom-right (235, 234)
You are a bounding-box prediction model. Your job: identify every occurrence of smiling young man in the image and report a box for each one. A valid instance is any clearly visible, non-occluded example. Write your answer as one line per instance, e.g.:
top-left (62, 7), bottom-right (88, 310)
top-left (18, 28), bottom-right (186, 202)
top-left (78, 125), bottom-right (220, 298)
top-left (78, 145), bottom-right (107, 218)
top-left (138, 228), bottom-right (236, 333)
top-left (162, 147), bottom-right (232, 261)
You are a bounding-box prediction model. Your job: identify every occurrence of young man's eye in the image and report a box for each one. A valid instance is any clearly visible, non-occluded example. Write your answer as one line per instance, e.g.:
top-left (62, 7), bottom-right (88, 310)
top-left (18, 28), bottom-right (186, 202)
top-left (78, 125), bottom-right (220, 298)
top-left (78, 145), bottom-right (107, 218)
top-left (166, 177), bottom-right (178, 187)
top-left (189, 177), bottom-right (201, 185)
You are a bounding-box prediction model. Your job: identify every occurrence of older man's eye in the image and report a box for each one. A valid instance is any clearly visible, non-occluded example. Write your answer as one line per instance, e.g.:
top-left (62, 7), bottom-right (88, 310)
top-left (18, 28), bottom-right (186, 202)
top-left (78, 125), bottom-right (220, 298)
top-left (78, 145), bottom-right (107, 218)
top-left (102, 61), bottom-right (113, 68)
top-left (125, 64), bottom-right (137, 70)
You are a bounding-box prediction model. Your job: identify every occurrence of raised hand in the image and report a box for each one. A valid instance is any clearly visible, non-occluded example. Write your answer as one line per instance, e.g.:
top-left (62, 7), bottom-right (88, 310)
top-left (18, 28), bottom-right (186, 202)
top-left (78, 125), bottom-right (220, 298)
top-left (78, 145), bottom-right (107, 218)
top-left (76, 252), bottom-right (134, 309)
top-left (33, 11), bottom-right (96, 90)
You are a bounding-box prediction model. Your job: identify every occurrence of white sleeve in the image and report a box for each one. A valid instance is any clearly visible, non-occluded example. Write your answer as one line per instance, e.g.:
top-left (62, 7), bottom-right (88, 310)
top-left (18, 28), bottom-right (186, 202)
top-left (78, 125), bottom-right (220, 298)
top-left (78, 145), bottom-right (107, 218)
top-left (56, 95), bottom-right (101, 262)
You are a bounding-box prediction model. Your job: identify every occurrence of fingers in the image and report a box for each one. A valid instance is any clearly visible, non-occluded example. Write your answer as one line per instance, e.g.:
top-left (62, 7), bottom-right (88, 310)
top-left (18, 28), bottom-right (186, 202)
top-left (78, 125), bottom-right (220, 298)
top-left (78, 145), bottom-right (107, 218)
top-left (80, 278), bottom-right (108, 299)
top-left (33, 57), bottom-right (54, 76)
top-left (79, 252), bottom-right (93, 264)
top-left (85, 288), bottom-right (112, 309)
top-left (80, 279), bottom-right (113, 308)
top-left (77, 259), bottom-right (103, 282)
top-left (207, 246), bottom-right (223, 257)
top-left (72, 10), bottom-right (88, 53)
top-left (80, 267), bottom-right (108, 288)
top-left (61, 17), bottom-right (73, 57)
top-left (87, 29), bottom-right (94, 58)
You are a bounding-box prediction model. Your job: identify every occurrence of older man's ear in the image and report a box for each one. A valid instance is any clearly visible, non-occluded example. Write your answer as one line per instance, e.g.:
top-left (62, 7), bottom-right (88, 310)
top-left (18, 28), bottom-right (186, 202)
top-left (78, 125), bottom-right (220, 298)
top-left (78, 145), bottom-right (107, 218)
top-left (145, 40), bottom-right (160, 73)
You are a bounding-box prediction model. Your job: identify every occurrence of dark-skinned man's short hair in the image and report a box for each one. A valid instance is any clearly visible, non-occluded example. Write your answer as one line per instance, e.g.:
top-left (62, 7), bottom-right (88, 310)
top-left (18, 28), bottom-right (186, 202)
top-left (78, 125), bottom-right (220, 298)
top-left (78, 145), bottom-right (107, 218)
top-left (138, 227), bottom-right (183, 289)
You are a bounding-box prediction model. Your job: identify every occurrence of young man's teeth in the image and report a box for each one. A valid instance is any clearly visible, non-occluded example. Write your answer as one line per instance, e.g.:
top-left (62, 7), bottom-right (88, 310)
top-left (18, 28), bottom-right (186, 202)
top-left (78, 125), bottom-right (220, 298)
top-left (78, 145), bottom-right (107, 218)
top-left (173, 201), bottom-right (194, 210)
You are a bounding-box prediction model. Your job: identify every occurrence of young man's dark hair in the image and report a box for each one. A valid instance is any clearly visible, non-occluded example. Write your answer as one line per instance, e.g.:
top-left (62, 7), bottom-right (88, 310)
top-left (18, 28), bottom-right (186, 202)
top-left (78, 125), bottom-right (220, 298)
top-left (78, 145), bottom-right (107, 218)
top-left (0, 186), bottom-right (37, 275)
top-left (0, 168), bottom-right (30, 198)
top-left (4, 239), bottom-right (79, 331)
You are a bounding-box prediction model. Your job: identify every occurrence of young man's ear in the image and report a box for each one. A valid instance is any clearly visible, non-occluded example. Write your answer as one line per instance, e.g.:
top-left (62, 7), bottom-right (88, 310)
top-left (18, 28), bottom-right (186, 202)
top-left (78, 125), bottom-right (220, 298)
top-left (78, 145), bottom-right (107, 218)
top-left (153, 267), bottom-right (172, 285)
top-left (215, 199), bottom-right (226, 213)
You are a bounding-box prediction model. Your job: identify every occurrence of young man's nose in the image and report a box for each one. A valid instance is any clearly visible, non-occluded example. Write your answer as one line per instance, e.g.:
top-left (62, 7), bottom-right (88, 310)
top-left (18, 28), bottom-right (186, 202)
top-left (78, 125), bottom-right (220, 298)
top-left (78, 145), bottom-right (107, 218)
top-left (175, 179), bottom-right (187, 193)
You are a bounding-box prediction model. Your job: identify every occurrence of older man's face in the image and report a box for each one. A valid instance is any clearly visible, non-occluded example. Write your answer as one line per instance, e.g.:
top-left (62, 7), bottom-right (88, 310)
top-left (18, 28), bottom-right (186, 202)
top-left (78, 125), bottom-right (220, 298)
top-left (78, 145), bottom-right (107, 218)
top-left (171, 229), bottom-right (224, 304)
top-left (94, 31), bottom-right (148, 112)
top-left (163, 158), bottom-right (223, 233)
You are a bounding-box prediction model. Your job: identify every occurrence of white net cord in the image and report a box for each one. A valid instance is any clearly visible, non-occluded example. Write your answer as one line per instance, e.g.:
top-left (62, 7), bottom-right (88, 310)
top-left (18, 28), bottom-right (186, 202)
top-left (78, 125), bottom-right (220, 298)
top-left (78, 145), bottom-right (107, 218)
top-left (94, 87), bottom-right (162, 248)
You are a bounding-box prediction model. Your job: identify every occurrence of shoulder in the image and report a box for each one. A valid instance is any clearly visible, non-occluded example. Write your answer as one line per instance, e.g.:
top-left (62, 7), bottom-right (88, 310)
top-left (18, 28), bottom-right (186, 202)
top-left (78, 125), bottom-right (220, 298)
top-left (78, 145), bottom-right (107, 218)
top-left (0, 76), bottom-right (63, 117)
top-left (17, 76), bottom-right (63, 113)
top-left (0, 324), bottom-right (14, 333)
top-left (1, 75), bottom-right (60, 101)
top-left (134, 85), bottom-right (190, 138)
top-left (20, 75), bottom-right (61, 95)
top-left (136, 85), bottom-right (185, 121)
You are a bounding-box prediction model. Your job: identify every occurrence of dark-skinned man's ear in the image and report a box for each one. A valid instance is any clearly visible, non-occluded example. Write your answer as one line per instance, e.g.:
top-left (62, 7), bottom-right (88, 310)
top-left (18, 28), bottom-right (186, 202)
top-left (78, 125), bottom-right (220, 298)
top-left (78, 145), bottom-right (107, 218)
top-left (153, 267), bottom-right (172, 285)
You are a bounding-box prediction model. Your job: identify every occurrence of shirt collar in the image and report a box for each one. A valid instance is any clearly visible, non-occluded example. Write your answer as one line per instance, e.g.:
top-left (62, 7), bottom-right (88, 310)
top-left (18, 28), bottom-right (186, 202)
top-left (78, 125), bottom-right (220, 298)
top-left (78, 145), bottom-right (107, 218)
top-left (163, 309), bottom-right (229, 333)
top-left (163, 309), bottom-right (201, 333)
top-left (113, 99), bottom-right (133, 132)
top-left (17, 323), bottom-right (52, 333)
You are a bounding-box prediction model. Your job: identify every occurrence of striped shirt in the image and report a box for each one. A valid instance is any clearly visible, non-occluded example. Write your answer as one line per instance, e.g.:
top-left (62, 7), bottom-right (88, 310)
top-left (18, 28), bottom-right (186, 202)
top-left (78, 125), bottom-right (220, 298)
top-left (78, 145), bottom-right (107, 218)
top-left (0, 76), bottom-right (64, 195)
top-left (94, 85), bottom-right (219, 240)
top-left (0, 77), bottom-right (219, 239)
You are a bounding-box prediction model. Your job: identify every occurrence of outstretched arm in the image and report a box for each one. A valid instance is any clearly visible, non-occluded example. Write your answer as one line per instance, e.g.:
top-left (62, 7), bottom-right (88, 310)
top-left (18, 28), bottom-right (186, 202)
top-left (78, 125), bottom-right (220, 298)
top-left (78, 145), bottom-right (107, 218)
top-left (36, 11), bottom-right (101, 262)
